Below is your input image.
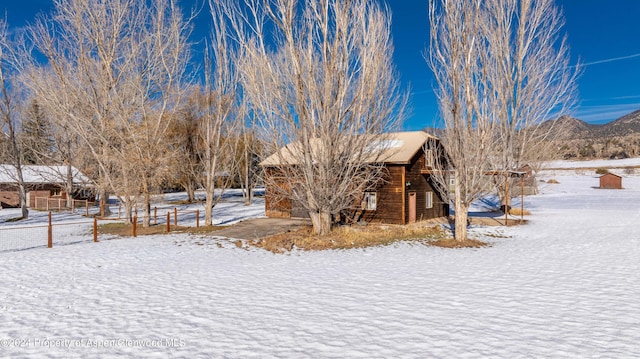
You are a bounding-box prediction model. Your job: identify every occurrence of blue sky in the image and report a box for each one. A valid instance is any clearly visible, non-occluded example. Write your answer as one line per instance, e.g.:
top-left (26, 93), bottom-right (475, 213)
top-left (3, 0), bottom-right (640, 130)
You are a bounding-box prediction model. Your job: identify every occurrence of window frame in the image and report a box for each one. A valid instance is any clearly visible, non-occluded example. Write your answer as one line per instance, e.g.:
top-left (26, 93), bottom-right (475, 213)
top-left (362, 192), bottom-right (377, 211)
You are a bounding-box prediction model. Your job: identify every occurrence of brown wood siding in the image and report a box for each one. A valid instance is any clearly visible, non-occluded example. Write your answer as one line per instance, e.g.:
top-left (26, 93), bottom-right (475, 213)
top-left (403, 150), bottom-right (449, 221)
top-left (360, 166), bottom-right (406, 224)
top-left (600, 173), bottom-right (622, 189)
top-left (0, 191), bottom-right (19, 207)
top-left (264, 168), bottom-right (292, 218)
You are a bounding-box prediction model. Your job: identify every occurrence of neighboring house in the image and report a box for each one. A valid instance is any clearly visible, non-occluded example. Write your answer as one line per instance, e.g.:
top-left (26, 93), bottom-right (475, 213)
top-left (260, 131), bottom-right (449, 225)
top-left (0, 165), bottom-right (94, 208)
top-left (511, 164), bottom-right (538, 196)
top-left (599, 172), bottom-right (622, 189)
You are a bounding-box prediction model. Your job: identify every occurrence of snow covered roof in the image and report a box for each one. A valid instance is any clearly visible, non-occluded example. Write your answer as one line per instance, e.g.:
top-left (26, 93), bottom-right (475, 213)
top-left (260, 131), bottom-right (438, 166)
top-left (0, 165), bottom-right (93, 186)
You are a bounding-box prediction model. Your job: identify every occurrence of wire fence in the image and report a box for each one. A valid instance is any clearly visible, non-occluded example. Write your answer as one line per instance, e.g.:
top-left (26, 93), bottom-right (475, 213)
top-left (0, 214), bottom-right (97, 252)
top-left (0, 207), bottom-right (205, 253)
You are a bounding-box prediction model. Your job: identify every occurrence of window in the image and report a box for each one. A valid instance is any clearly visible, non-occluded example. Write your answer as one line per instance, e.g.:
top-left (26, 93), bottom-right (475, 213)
top-left (425, 191), bottom-right (433, 209)
top-left (425, 149), bottom-right (434, 168)
top-left (361, 192), bottom-right (377, 211)
top-left (51, 189), bottom-right (62, 197)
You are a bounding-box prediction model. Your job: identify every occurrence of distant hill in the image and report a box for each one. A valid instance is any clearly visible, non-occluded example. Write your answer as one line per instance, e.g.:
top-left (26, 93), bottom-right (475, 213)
top-left (542, 109), bottom-right (640, 139)
top-left (424, 108), bottom-right (640, 159)
top-left (545, 109), bottom-right (640, 159)
top-left (599, 109), bottom-right (640, 137)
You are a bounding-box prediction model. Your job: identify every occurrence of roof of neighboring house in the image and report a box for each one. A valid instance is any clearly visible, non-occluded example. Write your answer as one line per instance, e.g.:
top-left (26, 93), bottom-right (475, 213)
top-left (0, 165), bottom-right (93, 185)
top-left (600, 172), bottom-right (622, 178)
top-left (260, 131), bottom-right (437, 167)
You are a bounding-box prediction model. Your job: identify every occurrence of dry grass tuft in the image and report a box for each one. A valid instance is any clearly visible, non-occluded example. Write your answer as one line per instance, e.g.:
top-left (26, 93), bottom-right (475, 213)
top-left (428, 238), bottom-right (489, 248)
top-left (509, 208), bottom-right (531, 216)
top-left (99, 222), bottom-right (223, 237)
top-left (547, 179), bottom-right (560, 184)
top-left (254, 224), bottom-right (446, 253)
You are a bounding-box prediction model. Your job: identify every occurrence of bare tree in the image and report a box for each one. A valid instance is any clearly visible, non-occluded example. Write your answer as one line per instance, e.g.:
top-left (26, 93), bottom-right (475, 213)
top-left (168, 91), bottom-right (205, 203)
top-left (198, 1), bottom-right (247, 226)
top-left (428, 0), bottom-right (578, 239)
top-left (0, 21), bottom-right (29, 219)
top-left (235, 128), bottom-right (262, 206)
top-left (482, 0), bottom-right (579, 206)
top-left (227, 0), bottom-right (406, 235)
top-left (26, 0), bottom-right (192, 225)
top-left (427, 0), bottom-right (499, 241)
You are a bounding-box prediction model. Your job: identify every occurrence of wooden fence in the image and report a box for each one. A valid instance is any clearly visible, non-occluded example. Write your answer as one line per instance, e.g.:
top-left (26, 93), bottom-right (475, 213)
top-left (0, 207), bottom-right (205, 252)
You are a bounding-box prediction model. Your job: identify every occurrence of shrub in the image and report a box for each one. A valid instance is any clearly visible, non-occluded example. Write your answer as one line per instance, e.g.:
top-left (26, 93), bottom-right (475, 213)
top-left (509, 208), bottom-right (531, 216)
top-left (595, 168), bottom-right (609, 175)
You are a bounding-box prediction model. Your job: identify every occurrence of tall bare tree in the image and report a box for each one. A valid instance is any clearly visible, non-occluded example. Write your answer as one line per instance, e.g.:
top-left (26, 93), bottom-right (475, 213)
top-left (428, 0), bottom-right (499, 241)
top-left (428, 0), bottom-right (578, 240)
top-left (198, 0), bottom-right (247, 226)
top-left (26, 0), bottom-right (192, 225)
top-left (482, 0), bottom-right (579, 206)
top-left (0, 21), bottom-right (29, 219)
top-left (226, 0), bottom-right (406, 235)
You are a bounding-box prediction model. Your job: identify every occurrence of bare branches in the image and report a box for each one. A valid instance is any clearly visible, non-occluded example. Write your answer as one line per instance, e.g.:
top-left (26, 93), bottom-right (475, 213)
top-left (230, 0), bottom-right (406, 235)
top-left (428, 0), bottom-right (578, 240)
top-left (25, 0), bottom-right (192, 224)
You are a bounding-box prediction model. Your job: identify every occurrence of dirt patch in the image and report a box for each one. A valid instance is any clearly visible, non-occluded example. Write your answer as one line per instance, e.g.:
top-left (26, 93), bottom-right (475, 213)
top-left (98, 222), bottom-right (224, 237)
top-left (428, 238), bottom-right (489, 248)
top-left (253, 223), bottom-right (446, 253)
top-left (469, 217), bottom-right (528, 227)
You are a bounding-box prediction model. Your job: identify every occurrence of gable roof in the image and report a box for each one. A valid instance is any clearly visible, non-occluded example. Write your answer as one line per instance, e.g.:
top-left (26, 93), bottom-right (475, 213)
top-left (600, 172), bottom-right (622, 179)
top-left (0, 165), bottom-right (93, 185)
top-left (260, 131), bottom-right (437, 166)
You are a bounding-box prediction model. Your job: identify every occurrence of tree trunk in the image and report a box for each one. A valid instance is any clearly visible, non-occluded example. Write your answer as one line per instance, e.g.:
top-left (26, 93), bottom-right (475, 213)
top-left (18, 181), bottom-right (29, 219)
top-left (99, 188), bottom-right (111, 217)
top-left (453, 174), bottom-right (468, 242)
top-left (242, 148), bottom-right (253, 206)
top-left (124, 200), bottom-right (134, 224)
top-left (309, 210), bottom-right (332, 236)
top-left (65, 161), bottom-right (74, 208)
top-left (143, 192), bottom-right (151, 227)
top-left (185, 182), bottom-right (195, 203)
top-left (204, 177), bottom-right (214, 226)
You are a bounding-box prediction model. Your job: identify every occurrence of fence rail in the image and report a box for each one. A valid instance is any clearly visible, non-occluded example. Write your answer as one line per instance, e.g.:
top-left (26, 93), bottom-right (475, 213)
top-left (0, 207), bottom-right (205, 252)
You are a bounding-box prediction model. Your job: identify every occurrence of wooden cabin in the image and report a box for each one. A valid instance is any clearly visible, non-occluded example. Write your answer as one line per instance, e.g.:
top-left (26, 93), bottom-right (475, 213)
top-left (260, 131), bottom-right (449, 225)
top-left (0, 165), bottom-right (94, 208)
top-left (599, 173), bottom-right (622, 189)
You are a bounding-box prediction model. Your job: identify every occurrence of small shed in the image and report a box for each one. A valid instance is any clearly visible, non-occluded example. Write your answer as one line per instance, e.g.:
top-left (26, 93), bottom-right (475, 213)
top-left (599, 173), bottom-right (622, 189)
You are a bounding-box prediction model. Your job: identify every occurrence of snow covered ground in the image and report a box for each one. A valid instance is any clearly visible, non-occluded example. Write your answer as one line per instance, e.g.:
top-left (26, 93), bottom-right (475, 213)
top-left (547, 157), bottom-right (640, 169)
top-left (1, 169), bottom-right (640, 357)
